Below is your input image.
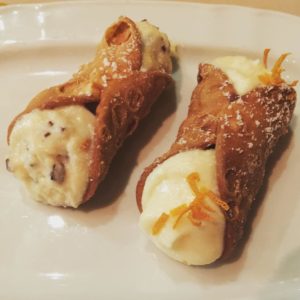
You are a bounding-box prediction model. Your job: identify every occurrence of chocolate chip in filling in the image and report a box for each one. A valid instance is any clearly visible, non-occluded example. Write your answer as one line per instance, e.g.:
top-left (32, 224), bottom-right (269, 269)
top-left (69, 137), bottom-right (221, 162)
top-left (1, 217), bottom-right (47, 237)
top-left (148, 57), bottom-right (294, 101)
top-left (50, 163), bottom-right (65, 184)
top-left (50, 155), bottom-right (68, 184)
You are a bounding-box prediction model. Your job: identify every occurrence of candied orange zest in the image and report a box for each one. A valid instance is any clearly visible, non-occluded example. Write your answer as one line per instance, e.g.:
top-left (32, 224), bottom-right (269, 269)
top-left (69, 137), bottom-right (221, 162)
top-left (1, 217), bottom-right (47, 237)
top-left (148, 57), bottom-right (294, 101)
top-left (203, 203), bottom-right (215, 213)
top-left (172, 206), bottom-right (191, 229)
top-left (170, 204), bottom-right (188, 217)
top-left (258, 74), bottom-right (272, 85)
top-left (173, 172), bottom-right (228, 228)
top-left (206, 190), bottom-right (230, 211)
top-left (263, 48), bottom-right (271, 68)
top-left (186, 172), bottom-right (201, 195)
top-left (152, 213), bottom-right (169, 235)
top-left (190, 204), bottom-right (213, 222)
top-left (189, 218), bottom-right (202, 226)
top-left (259, 49), bottom-right (297, 87)
top-left (271, 53), bottom-right (290, 75)
top-left (152, 172), bottom-right (229, 233)
top-left (289, 80), bottom-right (299, 87)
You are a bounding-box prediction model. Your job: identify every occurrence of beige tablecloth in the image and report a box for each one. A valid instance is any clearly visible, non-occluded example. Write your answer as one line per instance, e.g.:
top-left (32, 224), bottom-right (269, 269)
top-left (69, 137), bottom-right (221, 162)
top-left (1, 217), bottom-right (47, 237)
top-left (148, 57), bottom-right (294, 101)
top-left (179, 0), bottom-right (300, 16)
top-left (1, 0), bottom-right (300, 16)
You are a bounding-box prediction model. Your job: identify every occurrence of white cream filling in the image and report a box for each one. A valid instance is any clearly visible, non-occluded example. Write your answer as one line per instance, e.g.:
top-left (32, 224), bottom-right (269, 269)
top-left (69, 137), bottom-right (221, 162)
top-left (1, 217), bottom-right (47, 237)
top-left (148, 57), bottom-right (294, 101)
top-left (212, 56), bottom-right (269, 95)
top-left (8, 106), bottom-right (95, 208)
top-left (137, 21), bottom-right (173, 73)
top-left (140, 150), bottom-right (225, 266)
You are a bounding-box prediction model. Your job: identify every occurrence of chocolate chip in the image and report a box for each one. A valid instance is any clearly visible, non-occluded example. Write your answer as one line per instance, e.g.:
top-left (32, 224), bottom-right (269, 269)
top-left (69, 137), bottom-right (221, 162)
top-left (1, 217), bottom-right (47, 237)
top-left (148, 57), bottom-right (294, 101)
top-left (44, 132), bottom-right (51, 138)
top-left (161, 45), bottom-right (166, 52)
top-left (61, 127), bottom-right (66, 132)
top-left (50, 162), bottom-right (65, 184)
top-left (48, 121), bottom-right (54, 126)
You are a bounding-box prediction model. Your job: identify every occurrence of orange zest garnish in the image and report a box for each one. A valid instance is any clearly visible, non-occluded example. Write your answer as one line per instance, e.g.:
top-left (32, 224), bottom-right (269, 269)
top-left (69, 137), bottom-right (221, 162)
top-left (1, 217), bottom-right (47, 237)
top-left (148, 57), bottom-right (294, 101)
top-left (152, 213), bottom-right (169, 235)
top-left (202, 203), bottom-right (216, 213)
top-left (190, 200), bottom-right (213, 221)
top-left (172, 206), bottom-right (190, 229)
top-left (186, 172), bottom-right (201, 195)
top-left (170, 204), bottom-right (188, 217)
top-left (206, 190), bottom-right (230, 211)
top-left (151, 172), bottom-right (230, 235)
top-left (188, 178), bottom-right (229, 212)
top-left (259, 49), bottom-right (298, 87)
top-left (289, 80), bottom-right (299, 87)
top-left (263, 48), bottom-right (271, 68)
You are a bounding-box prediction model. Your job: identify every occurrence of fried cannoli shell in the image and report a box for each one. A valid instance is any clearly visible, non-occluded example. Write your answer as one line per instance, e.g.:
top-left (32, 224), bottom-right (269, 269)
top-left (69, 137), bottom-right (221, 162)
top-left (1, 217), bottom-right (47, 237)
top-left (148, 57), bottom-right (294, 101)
top-left (7, 16), bottom-right (172, 204)
top-left (8, 70), bottom-right (171, 204)
top-left (136, 63), bottom-right (234, 211)
top-left (84, 71), bottom-right (171, 201)
top-left (7, 16), bottom-right (143, 141)
top-left (136, 63), bottom-right (296, 259)
top-left (216, 85), bottom-right (296, 258)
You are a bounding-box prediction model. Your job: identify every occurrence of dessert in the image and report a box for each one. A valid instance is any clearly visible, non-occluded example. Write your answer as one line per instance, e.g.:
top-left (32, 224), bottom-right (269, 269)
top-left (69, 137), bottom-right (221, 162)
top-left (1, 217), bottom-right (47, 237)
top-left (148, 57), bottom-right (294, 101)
top-left (7, 17), bottom-right (173, 208)
top-left (137, 50), bottom-right (297, 265)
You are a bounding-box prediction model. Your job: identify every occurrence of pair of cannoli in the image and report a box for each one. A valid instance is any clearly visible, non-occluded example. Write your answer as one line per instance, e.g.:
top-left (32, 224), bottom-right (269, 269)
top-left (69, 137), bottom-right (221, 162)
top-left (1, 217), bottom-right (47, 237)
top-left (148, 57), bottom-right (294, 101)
top-left (6, 18), bottom-right (297, 265)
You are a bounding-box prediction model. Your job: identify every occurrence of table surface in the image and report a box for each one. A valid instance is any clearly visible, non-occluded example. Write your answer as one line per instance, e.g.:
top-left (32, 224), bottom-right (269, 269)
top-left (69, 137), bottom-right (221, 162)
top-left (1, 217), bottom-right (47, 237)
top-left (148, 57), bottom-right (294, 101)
top-left (1, 0), bottom-right (300, 17)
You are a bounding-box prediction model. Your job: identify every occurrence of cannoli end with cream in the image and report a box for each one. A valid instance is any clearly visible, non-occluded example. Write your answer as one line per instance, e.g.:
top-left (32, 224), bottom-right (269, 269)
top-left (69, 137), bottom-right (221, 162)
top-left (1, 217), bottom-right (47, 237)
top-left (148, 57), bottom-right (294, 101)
top-left (138, 51), bottom-right (297, 265)
top-left (7, 17), bottom-right (173, 208)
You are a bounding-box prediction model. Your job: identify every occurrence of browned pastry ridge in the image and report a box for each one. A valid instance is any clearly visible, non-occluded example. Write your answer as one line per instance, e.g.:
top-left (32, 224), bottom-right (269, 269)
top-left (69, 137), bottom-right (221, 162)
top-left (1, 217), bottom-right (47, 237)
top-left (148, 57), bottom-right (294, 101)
top-left (136, 63), bottom-right (296, 260)
top-left (7, 17), bottom-right (172, 204)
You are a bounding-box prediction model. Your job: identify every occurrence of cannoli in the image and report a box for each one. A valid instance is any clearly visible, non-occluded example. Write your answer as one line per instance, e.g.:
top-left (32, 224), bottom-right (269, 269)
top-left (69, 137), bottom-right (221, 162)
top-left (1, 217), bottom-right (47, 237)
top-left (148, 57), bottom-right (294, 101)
top-left (7, 17), bottom-right (173, 208)
top-left (137, 50), bottom-right (297, 265)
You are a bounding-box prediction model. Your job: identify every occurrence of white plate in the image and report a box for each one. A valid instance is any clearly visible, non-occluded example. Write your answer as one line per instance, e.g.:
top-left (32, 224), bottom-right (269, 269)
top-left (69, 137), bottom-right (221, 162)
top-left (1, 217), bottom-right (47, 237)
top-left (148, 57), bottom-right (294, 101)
top-left (1, 1), bottom-right (300, 299)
